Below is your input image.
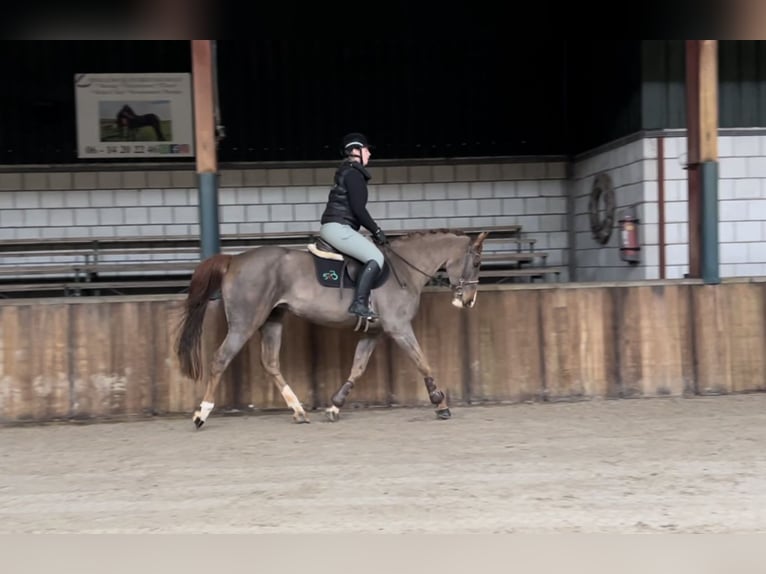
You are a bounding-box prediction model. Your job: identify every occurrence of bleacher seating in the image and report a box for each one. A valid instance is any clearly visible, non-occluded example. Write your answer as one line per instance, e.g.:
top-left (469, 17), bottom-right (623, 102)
top-left (0, 225), bottom-right (562, 298)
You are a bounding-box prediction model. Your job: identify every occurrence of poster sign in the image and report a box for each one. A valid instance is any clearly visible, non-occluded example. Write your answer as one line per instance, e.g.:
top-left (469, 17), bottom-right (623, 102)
top-left (74, 73), bottom-right (195, 159)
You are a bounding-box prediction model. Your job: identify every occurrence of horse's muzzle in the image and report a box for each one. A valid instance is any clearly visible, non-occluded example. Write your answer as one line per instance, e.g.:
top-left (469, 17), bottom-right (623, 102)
top-left (451, 280), bottom-right (479, 309)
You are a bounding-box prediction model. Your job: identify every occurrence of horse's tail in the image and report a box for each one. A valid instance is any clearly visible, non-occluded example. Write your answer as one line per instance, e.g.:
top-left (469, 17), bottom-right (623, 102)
top-left (175, 253), bottom-right (232, 381)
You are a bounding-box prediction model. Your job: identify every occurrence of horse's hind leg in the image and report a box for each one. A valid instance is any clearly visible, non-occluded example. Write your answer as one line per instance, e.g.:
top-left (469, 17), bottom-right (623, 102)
top-left (326, 335), bottom-right (380, 422)
top-left (194, 302), bottom-right (270, 429)
top-left (390, 325), bottom-right (451, 420)
top-left (194, 328), bottom-right (251, 428)
top-left (260, 308), bottom-right (309, 423)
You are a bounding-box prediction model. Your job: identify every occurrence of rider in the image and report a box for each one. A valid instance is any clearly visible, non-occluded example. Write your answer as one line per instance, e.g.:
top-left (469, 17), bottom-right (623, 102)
top-left (319, 132), bottom-right (388, 320)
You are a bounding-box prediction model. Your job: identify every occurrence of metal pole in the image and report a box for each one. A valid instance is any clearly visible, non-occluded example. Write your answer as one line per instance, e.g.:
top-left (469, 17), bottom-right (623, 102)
top-left (191, 40), bottom-right (220, 260)
top-left (685, 40), bottom-right (701, 279)
top-left (685, 40), bottom-right (719, 284)
top-left (197, 172), bottom-right (220, 259)
top-left (699, 40), bottom-right (720, 285)
top-left (701, 161), bottom-right (719, 283)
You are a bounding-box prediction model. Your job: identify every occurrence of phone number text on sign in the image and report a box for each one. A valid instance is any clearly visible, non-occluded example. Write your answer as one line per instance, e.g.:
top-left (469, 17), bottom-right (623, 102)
top-left (83, 143), bottom-right (192, 156)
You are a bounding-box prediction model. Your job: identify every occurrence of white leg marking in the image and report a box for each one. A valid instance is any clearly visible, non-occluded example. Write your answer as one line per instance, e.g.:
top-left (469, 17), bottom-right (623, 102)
top-left (199, 401), bottom-right (214, 422)
top-left (325, 404), bottom-right (340, 422)
top-left (281, 385), bottom-right (304, 413)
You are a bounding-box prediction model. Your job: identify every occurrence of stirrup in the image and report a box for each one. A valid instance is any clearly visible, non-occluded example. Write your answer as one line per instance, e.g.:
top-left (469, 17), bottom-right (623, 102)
top-left (348, 301), bottom-right (378, 320)
top-left (353, 315), bottom-right (375, 333)
top-left (349, 308), bottom-right (378, 320)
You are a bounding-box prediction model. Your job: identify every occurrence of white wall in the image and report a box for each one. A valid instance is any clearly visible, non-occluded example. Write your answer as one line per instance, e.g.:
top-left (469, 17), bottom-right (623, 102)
top-left (572, 137), bottom-right (656, 281)
top-left (661, 132), bottom-right (766, 278)
top-left (2, 128), bottom-right (765, 283)
top-left (0, 160), bottom-right (571, 279)
top-left (572, 129), bottom-right (766, 281)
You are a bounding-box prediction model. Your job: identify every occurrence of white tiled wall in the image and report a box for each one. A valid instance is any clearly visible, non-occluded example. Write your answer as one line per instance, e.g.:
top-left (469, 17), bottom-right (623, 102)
top-left (572, 130), bottom-right (766, 281)
top-left (663, 133), bottom-right (766, 278)
top-left (2, 129), bottom-right (765, 283)
top-left (0, 161), bottom-right (571, 280)
top-left (708, 135), bottom-right (766, 277)
top-left (572, 137), bottom-right (657, 281)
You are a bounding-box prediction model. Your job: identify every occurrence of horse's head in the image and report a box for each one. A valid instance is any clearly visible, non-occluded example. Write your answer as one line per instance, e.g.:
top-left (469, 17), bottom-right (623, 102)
top-left (444, 231), bottom-right (488, 309)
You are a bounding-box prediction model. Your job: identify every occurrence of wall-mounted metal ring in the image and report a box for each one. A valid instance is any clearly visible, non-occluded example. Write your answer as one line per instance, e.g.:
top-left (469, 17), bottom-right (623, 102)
top-left (589, 172), bottom-right (616, 245)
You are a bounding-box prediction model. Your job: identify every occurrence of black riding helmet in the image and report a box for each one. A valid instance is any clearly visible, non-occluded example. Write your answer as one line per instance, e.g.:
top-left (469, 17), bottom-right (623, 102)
top-left (340, 132), bottom-right (373, 157)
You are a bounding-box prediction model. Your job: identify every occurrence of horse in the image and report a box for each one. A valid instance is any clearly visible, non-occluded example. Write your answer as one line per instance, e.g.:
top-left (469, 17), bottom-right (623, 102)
top-left (116, 104), bottom-right (166, 141)
top-left (174, 228), bottom-right (489, 428)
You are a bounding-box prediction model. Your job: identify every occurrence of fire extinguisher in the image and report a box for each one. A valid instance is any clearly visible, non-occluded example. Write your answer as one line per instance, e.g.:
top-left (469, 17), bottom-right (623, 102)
top-left (619, 208), bottom-right (641, 265)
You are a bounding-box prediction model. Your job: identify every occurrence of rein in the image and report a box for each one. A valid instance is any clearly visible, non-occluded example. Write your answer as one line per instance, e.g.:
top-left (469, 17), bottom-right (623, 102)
top-left (382, 243), bottom-right (477, 292)
top-left (383, 244), bottom-right (437, 288)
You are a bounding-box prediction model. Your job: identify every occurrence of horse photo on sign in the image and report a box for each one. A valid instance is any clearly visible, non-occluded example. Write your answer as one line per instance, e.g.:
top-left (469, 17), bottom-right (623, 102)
top-left (99, 100), bottom-right (171, 142)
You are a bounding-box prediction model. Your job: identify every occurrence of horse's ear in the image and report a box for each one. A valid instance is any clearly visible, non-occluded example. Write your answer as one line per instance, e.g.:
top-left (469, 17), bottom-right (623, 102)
top-left (474, 231), bottom-right (489, 251)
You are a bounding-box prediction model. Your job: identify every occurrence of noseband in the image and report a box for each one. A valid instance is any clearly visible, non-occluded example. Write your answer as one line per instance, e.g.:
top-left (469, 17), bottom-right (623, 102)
top-left (451, 276), bottom-right (480, 299)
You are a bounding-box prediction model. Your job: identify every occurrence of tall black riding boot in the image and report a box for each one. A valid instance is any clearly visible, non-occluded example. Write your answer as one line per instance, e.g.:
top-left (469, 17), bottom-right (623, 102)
top-left (348, 260), bottom-right (381, 319)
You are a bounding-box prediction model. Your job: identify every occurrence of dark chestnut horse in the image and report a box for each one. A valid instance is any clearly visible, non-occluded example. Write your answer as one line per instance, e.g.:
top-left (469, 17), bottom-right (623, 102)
top-left (116, 104), bottom-right (165, 141)
top-left (175, 229), bottom-right (488, 428)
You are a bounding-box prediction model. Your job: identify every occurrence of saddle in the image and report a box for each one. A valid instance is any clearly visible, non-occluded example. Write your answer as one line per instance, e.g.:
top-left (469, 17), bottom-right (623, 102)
top-left (307, 237), bottom-right (390, 289)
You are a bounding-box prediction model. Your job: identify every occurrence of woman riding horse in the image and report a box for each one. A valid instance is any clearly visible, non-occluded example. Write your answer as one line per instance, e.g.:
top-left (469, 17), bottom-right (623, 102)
top-left (318, 133), bottom-right (388, 320)
top-left (176, 227), bottom-right (489, 427)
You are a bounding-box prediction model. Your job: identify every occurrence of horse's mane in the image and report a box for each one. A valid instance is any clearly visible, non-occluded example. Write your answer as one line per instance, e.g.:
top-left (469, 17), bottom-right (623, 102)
top-left (393, 228), bottom-right (468, 242)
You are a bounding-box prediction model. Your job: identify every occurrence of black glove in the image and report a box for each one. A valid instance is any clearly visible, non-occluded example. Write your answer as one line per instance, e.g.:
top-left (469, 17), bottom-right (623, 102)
top-left (373, 228), bottom-right (388, 245)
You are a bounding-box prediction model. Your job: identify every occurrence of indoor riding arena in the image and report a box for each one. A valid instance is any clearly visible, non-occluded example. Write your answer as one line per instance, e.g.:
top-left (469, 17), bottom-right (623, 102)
top-left (1, 280), bottom-right (765, 533)
top-left (1, 39), bottom-right (766, 535)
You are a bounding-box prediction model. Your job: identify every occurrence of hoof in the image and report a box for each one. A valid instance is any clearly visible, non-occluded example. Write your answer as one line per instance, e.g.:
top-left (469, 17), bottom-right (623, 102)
top-left (429, 390), bottom-right (445, 405)
top-left (325, 406), bottom-right (340, 422)
top-left (435, 407), bottom-right (451, 420)
top-left (293, 412), bottom-right (311, 424)
top-left (193, 413), bottom-right (205, 429)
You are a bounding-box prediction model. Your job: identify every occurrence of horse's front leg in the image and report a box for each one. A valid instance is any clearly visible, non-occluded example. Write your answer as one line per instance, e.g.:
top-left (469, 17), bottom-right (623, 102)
top-left (390, 325), bottom-right (451, 420)
top-left (326, 335), bottom-right (380, 422)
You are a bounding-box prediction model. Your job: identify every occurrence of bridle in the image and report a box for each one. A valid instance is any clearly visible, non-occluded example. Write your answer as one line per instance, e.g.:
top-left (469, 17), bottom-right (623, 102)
top-left (451, 246), bottom-right (481, 301)
top-left (383, 243), bottom-right (481, 299)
